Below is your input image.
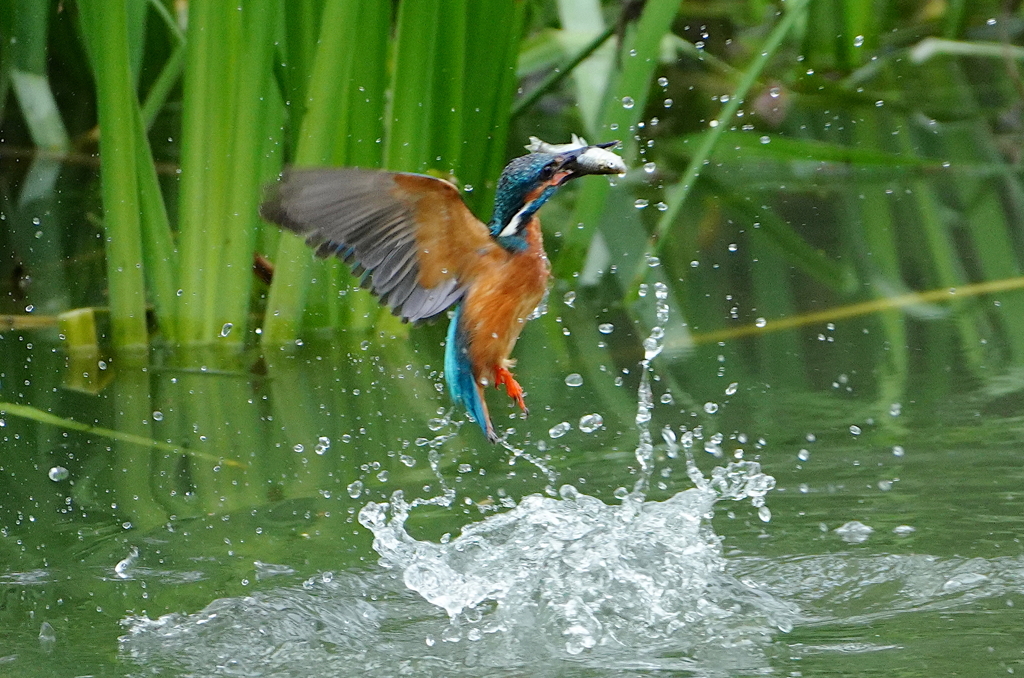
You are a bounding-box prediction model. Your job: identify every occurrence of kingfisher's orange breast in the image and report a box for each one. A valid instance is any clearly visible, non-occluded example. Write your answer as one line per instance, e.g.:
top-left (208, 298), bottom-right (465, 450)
top-left (460, 217), bottom-right (550, 380)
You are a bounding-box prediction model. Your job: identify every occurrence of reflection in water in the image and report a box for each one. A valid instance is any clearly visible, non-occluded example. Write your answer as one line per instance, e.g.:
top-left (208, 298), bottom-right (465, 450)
top-left (120, 282), bottom-right (798, 675)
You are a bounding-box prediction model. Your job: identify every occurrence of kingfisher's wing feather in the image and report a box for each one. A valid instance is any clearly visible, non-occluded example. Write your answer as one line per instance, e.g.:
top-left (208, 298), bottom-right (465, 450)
top-left (261, 168), bottom-right (498, 323)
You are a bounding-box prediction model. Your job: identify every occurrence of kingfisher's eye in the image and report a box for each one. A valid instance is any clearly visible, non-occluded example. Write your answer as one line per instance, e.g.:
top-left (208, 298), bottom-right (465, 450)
top-left (539, 164), bottom-right (556, 181)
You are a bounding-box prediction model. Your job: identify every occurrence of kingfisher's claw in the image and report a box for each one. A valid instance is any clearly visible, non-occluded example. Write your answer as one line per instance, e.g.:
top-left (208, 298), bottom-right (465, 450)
top-left (494, 366), bottom-right (527, 413)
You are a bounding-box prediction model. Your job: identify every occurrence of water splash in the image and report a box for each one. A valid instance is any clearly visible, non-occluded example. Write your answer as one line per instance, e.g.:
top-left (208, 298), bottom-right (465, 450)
top-left (356, 274), bottom-right (785, 654)
top-left (359, 451), bottom-right (788, 652)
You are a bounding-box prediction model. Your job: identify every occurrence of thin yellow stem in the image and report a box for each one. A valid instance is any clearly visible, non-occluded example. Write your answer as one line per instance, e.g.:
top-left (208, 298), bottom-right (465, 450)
top-left (692, 276), bottom-right (1024, 345)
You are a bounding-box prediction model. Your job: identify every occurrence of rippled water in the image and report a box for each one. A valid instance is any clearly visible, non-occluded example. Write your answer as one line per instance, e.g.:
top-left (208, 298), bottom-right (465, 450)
top-left (3, 294), bottom-right (1024, 676)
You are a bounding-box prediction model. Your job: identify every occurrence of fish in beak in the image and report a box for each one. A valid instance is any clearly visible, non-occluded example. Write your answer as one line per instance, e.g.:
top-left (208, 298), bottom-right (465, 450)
top-left (527, 135), bottom-right (627, 182)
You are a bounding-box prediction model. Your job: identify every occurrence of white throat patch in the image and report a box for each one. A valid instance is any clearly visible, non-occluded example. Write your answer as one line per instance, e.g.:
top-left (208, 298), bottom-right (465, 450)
top-left (498, 203), bottom-right (531, 238)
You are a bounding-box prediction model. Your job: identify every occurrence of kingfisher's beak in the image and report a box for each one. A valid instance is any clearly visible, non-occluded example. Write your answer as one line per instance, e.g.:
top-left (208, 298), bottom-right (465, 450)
top-left (555, 141), bottom-right (626, 184)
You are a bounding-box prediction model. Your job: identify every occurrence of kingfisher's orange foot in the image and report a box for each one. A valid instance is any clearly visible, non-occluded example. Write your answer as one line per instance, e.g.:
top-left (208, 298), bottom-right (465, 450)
top-left (494, 366), bottom-right (528, 413)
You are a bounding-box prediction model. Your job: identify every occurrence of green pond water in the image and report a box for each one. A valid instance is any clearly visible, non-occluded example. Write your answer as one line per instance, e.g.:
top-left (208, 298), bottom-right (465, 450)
top-left (2, 280), bottom-right (1024, 676)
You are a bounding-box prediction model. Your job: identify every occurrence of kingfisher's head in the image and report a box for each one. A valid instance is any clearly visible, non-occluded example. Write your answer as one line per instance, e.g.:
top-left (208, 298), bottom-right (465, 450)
top-left (489, 141), bottom-right (624, 250)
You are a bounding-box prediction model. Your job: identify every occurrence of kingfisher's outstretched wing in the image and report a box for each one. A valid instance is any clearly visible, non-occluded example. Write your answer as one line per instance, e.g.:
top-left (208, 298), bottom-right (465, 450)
top-left (261, 168), bottom-right (501, 323)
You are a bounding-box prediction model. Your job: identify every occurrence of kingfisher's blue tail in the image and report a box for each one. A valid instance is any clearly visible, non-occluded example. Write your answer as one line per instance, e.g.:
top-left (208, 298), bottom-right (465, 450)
top-left (445, 305), bottom-right (496, 441)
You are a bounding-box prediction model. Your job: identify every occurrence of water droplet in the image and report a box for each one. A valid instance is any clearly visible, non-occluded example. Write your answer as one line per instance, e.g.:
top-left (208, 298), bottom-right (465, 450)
top-left (347, 480), bottom-right (364, 498)
top-left (889, 402), bottom-right (901, 417)
top-left (564, 373), bottom-right (583, 387)
top-left (598, 323), bottom-right (614, 334)
top-left (293, 443), bottom-right (304, 453)
top-left (621, 96), bottom-right (635, 109)
top-left (219, 323), bottom-right (233, 337)
top-left (39, 621), bottom-right (56, 646)
top-left (578, 413), bottom-right (603, 433)
top-left (725, 382), bottom-right (738, 395)
top-left (769, 86), bottom-right (781, 99)
top-left (755, 317), bottom-right (767, 328)
top-left (875, 100), bottom-right (884, 107)
top-left (548, 421), bottom-right (571, 438)
top-left (657, 76), bottom-right (668, 87)
top-left (563, 291), bottom-right (576, 307)
top-left (758, 505), bottom-right (772, 522)
top-left (634, 198), bottom-right (649, 209)
top-left (834, 520), bottom-right (873, 543)
top-left (660, 392), bottom-right (674, 404)
top-left (646, 254), bottom-right (660, 267)
top-left (849, 425), bottom-right (862, 435)
top-left (48, 466), bottom-right (69, 482)
top-left (663, 98), bottom-right (673, 108)
top-left (759, 135), bottom-right (771, 144)
top-left (853, 35), bottom-right (864, 47)
top-left (463, 184), bottom-right (474, 193)
top-left (892, 445), bottom-right (905, 457)
top-left (797, 449), bottom-right (810, 461)
top-left (703, 402), bottom-right (719, 414)
top-left (115, 546), bottom-right (139, 578)
top-left (643, 162), bottom-right (656, 173)
top-left (655, 201), bottom-right (668, 211)
top-left (643, 337), bottom-right (662, 361)
top-left (152, 410), bottom-right (164, 422)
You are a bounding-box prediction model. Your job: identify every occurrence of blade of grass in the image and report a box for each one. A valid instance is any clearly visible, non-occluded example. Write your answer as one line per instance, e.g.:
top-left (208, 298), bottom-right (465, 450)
top-left (139, 5), bottom-right (185, 133)
top-left (511, 24), bottom-right (615, 121)
top-left (711, 180), bottom-right (855, 292)
top-left (625, 0), bottom-right (811, 298)
top-left (463, 0), bottom-right (527, 214)
top-left (691, 275), bottom-right (1024, 345)
top-left (0, 401), bottom-right (246, 467)
top-left (910, 37), bottom-right (1024, 63)
top-left (553, 0), bottom-right (681, 279)
top-left (78, 0), bottom-right (149, 351)
top-left (386, 0), bottom-right (443, 172)
top-left (691, 130), bottom-right (947, 167)
top-left (433, 0), bottom-right (467, 175)
top-left (849, 108), bottom-right (909, 393)
top-left (175, 0), bottom-right (239, 344)
top-left (555, 0), bottom-right (614, 136)
top-left (133, 98), bottom-right (178, 340)
top-left (262, 0), bottom-right (368, 343)
top-left (218, 0), bottom-right (281, 346)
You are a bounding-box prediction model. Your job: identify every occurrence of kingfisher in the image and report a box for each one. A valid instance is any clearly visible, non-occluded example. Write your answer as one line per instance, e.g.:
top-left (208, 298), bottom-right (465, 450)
top-left (261, 137), bottom-right (625, 442)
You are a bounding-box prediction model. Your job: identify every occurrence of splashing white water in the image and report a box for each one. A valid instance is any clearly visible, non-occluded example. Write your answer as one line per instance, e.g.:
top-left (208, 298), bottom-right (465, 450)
top-left (357, 273), bottom-right (786, 653)
top-left (359, 451), bottom-right (788, 655)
